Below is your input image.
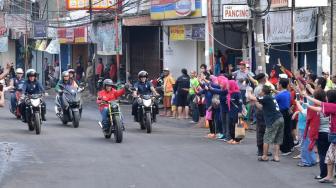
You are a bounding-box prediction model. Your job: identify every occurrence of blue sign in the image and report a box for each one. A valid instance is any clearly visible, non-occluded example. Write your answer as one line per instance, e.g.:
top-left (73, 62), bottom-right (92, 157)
top-left (33, 21), bottom-right (47, 38)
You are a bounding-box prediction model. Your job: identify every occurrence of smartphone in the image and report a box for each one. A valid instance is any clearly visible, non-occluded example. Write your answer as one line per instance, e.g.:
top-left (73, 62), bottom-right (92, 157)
top-left (295, 93), bottom-right (300, 101)
top-left (304, 97), bottom-right (307, 103)
top-left (0, 84), bottom-right (3, 92)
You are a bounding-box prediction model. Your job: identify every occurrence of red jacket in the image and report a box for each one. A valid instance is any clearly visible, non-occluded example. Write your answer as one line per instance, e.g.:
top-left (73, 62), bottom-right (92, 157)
top-left (97, 88), bottom-right (125, 111)
top-left (305, 107), bottom-right (320, 151)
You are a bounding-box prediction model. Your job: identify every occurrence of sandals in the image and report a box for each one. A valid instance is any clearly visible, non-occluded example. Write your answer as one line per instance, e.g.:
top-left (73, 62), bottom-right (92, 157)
top-left (258, 157), bottom-right (269, 162)
top-left (319, 179), bottom-right (334, 183)
top-left (271, 158), bottom-right (280, 162)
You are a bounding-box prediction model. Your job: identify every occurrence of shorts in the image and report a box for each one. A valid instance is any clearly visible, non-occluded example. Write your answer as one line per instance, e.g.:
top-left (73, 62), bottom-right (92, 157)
top-left (163, 96), bottom-right (172, 108)
top-left (264, 117), bottom-right (284, 145)
top-left (176, 92), bottom-right (188, 107)
top-left (325, 143), bottom-right (336, 164)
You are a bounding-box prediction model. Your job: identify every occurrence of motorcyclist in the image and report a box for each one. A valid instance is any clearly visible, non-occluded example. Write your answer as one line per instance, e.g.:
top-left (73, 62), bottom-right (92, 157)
top-left (132, 71), bottom-right (159, 122)
top-left (97, 79), bottom-right (125, 132)
top-left (20, 69), bottom-right (46, 122)
top-left (9, 68), bottom-right (25, 113)
top-left (55, 71), bottom-right (72, 108)
top-left (68, 69), bottom-right (79, 88)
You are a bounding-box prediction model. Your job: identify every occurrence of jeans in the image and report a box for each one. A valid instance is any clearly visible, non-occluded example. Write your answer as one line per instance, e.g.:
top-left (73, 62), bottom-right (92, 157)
top-left (101, 107), bottom-right (110, 130)
top-left (299, 129), bottom-right (316, 166)
top-left (317, 132), bottom-right (330, 178)
top-left (10, 93), bottom-right (16, 112)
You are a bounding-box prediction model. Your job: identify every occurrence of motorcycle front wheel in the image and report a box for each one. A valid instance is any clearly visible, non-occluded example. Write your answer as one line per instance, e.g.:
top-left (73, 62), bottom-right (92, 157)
top-left (145, 112), bottom-right (152, 134)
top-left (113, 115), bottom-right (123, 143)
top-left (34, 112), bottom-right (41, 135)
top-left (72, 111), bottom-right (80, 128)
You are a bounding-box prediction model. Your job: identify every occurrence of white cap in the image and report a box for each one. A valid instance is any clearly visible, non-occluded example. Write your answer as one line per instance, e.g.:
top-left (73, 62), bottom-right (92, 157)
top-left (16, 68), bottom-right (24, 74)
top-left (163, 68), bottom-right (169, 71)
top-left (279, 74), bottom-right (288, 79)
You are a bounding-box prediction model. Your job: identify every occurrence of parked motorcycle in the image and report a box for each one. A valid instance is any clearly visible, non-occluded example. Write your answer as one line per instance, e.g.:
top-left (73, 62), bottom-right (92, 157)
top-left (136, 95), bottom-right (159, 133)
top-left (55, 84), bottom-right (84, 128)
top-left (24, 94), bottom-right (44, 135)
top-left (98, 101), bottom-right (123, 143)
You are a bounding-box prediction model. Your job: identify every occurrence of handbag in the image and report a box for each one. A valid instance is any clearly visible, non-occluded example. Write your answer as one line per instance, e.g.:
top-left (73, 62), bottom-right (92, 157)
top-left (205, 109), bottom-right (213, 120)
top-left (328, 133), bottom-right (336, 144)
top-left (235, 118), bottom-right (246, 139)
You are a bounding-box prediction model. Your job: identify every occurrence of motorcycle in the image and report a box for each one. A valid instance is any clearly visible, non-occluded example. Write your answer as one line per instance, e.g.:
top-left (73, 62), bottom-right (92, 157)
top-left (98, 101), bottom-right (123, 143)
top-left (137, 95), bottom-right (159, 134)
top-left (118, 82), bottom-right (134, 104)
top-left (24, 94), bottom-right (44, 135)
top-left (55, 84), bottom-right (84, 128)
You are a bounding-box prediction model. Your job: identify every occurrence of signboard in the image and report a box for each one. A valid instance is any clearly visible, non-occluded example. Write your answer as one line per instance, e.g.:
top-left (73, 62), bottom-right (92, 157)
top-left (265, 8), bottom-right (317, 43)
top-left (169, 24), bottom-right (204, 41)
top-left (33, 21), bottom-right (47, 38)
top-left (222, 5), bottom-right (250, 20)
top-left (66, 0), bottom-right (117, 10)
top-left (151, 0), bottom-right (202, 20)
top-left (90, 22), bottom-right (122, 55)
top-left (271, 0), bottom-right (288, 8)
top-left (58, 26), bottom-right (87, 44)
top-left (288, 0), bottom-right (328, 7)
top-left (170, 25), bottom-right (185, 40)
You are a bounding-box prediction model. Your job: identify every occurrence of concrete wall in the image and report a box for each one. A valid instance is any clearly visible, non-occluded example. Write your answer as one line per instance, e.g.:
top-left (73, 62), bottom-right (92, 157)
top-left (163, 29), bottom-right (198, 78)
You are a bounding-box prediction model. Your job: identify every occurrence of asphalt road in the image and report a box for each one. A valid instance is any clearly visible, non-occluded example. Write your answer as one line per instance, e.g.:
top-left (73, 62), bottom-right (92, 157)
top-left (0, 96), bottom-right (328, 188)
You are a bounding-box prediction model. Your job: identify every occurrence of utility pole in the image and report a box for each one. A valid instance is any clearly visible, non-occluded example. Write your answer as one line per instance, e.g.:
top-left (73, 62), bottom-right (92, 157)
top-left (253, 0), bottom-right (266, 72)
top-left (207, 0), bottom-right (214, 71)
top-left (24, 0), bottom-right (28, 70)
top-left (291, 0), bottom-right (296, 72)
top-left (115, 0), bottom-right (121, 82)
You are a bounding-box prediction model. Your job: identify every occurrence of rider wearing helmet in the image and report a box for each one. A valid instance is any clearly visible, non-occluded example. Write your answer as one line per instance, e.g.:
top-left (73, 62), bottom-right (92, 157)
top-left (9, 68), bottom-right (25, 113)
top-left (68, 69), bottom-right (78, 88)
top-left (21, 69), bottom-right (46, 122)
top-left (97, 79), bottom-right (125, 132)
top-left (132, 70), bottom-right (159, 122)
top-left (55, 71), bottom-right (73, 108)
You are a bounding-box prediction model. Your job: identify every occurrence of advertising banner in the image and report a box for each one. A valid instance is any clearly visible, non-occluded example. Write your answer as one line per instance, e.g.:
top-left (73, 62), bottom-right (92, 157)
top-left (151, 0), bottom-right (202, 20)
top-left (66, 0), bottom-right (117, 10)
top-left (264, 8), bottom-right (317, 43)
top-left (91, 22), bottom-right (122, 55)
top-left (169, 24), bottom-right (204, 41)
top-left (33, 20), bottom-right (47, 38)
top-left (222, 5), bottom-right (250, 20)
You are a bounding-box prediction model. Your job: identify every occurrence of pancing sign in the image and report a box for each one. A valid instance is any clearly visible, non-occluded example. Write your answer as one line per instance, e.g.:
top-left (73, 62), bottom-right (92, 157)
top-left (222, 5), bottom-right (250, 20)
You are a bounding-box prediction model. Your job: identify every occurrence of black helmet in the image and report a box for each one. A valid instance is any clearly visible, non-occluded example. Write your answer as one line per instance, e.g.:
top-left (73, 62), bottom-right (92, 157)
top-left (138, 71), bottom-right (148, 79)
top-left (62, 71), bottom-right (69, 77)
top-left (26, 69), bottom-right (37, 77)
top-left (103, 79), bottom-right (114, 87)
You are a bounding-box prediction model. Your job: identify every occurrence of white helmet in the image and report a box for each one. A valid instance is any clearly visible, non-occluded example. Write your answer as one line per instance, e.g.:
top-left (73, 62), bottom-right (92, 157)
top-left (16, 68), bottom-right (24, 74)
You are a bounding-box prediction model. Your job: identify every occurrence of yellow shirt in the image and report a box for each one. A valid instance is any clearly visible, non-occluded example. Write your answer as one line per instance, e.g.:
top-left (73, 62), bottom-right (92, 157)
top-left (164, 75), bottom-right (175, 96)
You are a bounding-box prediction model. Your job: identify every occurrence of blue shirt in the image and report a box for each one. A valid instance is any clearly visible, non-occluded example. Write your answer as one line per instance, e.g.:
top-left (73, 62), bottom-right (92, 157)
top-left (22, 80), bottom-right (44, 95)
top-left (275, 90), bottom-right (291, 111)
top-left (198, 83), bottom-right (220, 109)
top-left (134, 81), bottom-right (153, 95)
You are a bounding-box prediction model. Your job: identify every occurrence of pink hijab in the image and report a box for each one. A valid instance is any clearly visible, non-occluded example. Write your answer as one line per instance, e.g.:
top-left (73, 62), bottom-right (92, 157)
top-left (227, 80), bottom-right (240, 110)
top-left (210, 75), bottom-right (218, 85)
top-left (217, 76), bottom-right (228, 89)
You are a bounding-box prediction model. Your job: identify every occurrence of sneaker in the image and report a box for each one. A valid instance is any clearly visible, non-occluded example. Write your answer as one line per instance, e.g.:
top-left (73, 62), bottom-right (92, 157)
top-left (281, 151), bottom-right (292, 156)
top-left (216, 134), bottom-right (224, 139)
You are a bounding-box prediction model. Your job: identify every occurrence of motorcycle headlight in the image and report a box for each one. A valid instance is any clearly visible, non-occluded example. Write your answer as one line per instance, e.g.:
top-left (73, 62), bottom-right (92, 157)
top-left (30, 99), bottom-right (41, 107)
top-left (137, 98), bottom-right (143, 104)
top-left (143, 99), bottom-right (152, 107)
